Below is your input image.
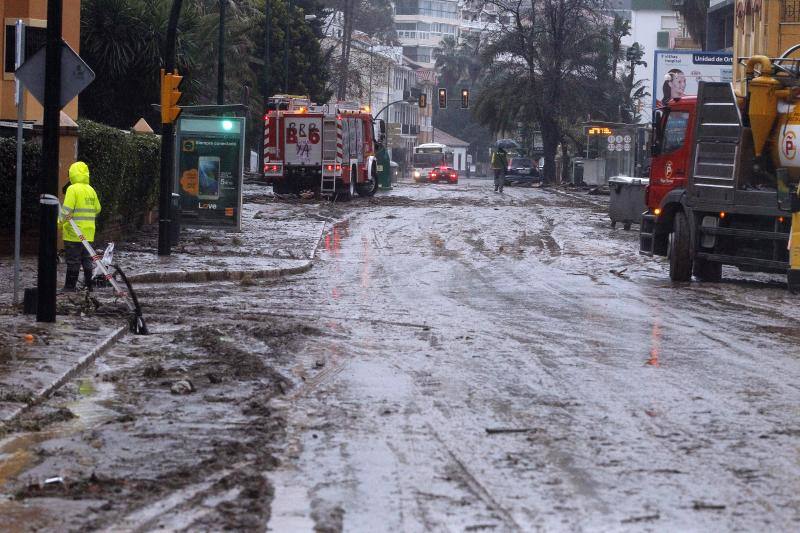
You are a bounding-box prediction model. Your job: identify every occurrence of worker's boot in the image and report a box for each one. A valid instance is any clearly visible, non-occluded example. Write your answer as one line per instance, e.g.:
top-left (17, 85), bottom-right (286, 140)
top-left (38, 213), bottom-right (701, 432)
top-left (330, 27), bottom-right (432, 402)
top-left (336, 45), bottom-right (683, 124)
top-left (59, 272), bottom-right (79, 294)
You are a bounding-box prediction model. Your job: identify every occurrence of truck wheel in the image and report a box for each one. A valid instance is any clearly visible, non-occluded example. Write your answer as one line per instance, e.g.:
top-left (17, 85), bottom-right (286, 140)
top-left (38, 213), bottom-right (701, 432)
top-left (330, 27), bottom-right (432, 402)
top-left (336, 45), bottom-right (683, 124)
top-left (335, 169), bottom-right (356, 201)
top-left (669, 211), bottom-right (693, 282)
top-left (693, 258), bottom-right (722, 282)
top-left (356, 161), bottom-right (378, 197)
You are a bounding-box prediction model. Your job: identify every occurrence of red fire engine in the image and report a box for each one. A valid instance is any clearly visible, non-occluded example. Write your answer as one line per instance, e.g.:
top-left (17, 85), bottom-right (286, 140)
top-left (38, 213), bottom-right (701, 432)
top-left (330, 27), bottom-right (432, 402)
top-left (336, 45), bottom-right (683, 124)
top-left (263, 95), bottom-right (383, 198)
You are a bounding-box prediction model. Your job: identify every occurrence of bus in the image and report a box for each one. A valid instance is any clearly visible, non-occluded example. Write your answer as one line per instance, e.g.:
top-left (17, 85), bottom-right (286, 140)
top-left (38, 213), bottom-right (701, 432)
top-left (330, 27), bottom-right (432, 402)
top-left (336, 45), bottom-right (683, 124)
top-left (412, 143), bottom-right (454, 182)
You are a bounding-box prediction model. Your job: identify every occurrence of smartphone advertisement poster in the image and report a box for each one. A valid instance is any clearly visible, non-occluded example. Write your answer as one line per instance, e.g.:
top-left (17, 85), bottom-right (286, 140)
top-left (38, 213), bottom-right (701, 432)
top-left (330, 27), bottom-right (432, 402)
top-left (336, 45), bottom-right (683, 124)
top-left (652, 50), bottom-right (732, 109)
top-left (175, 117), bottom-right (245, 229)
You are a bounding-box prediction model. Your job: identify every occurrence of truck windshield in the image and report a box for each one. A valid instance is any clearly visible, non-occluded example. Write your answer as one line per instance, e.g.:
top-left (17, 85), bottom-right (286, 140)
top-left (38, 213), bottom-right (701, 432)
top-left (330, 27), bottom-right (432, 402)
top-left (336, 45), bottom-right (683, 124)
top-left (663, 112), bottom-right (689, 153)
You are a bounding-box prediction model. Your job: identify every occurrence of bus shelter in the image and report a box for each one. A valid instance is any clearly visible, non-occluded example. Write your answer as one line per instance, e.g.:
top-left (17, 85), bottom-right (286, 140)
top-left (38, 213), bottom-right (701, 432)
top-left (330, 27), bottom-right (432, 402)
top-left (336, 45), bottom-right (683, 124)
top-left (582, 121), bottom-right (648, 185)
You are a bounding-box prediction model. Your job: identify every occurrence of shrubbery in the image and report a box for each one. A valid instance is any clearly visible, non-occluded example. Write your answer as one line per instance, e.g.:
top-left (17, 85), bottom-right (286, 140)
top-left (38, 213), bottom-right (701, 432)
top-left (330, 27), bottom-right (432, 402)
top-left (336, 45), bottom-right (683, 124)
top-left (0, 120), bottom-right (160, 241)
top-left (0, 137), bottom-right (41, 234)
top-left (76, 119), bottom-right (160, 234)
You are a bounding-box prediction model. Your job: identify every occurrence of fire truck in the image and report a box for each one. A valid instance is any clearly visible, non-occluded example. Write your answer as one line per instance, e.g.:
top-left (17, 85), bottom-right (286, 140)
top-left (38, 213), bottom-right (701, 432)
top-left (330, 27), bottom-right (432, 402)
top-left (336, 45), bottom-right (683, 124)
top-left (640, 55), bottom-right (800, 290)
top-left (263, 95), bottom-right (384, 198)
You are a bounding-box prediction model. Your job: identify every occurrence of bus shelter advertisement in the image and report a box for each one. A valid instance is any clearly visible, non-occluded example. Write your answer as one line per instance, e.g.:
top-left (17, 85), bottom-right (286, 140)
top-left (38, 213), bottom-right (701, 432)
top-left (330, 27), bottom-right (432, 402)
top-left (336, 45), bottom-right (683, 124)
top-left (175, 117), bottom-right (245, 229)
top-left (653, 51), bottom-right (732, 109)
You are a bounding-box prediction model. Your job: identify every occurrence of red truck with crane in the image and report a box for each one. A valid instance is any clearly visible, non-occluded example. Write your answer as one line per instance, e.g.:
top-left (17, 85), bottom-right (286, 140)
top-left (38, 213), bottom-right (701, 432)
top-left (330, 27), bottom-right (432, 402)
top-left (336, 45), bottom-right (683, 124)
top-left (263, 95), bottom-right (383, 198)
top-left (640, 55), bottom-right (800, 290)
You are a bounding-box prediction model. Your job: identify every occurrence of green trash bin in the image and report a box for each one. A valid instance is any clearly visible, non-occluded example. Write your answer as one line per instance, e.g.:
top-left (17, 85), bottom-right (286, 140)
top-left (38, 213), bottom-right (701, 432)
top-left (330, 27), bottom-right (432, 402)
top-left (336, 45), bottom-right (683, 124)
top-left (376, 146), bottom-right (392, 189)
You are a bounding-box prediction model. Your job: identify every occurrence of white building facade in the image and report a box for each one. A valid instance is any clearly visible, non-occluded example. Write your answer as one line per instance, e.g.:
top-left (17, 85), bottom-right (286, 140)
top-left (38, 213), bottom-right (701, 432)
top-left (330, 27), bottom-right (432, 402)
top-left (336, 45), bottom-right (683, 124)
top-left (394, 0), bottom-right (461, 67)
top-left (618, 0), bottom-right (694, 122)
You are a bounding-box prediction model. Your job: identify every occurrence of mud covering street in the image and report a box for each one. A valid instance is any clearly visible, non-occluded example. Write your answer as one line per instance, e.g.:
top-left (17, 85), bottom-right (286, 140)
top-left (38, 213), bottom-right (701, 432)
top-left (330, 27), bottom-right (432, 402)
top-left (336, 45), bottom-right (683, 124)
top-left (2, 178), bottom-right (800, 530)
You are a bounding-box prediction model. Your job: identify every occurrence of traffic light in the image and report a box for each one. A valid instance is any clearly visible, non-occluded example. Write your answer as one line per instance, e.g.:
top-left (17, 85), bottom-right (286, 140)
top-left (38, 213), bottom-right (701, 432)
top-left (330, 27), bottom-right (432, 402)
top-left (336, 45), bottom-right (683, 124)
top-left (438, 88), bottom-right (447, 109)
top-left (160, 68), bottom-right (183, 124)
top-left (419, 93), bottom-right (427, 108)
top-left (461, 88), bottom-right (469, 109)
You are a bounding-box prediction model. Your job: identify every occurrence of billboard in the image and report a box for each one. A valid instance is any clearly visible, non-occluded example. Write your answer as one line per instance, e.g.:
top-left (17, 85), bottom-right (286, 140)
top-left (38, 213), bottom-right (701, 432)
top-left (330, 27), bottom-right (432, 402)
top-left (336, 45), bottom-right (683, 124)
top-left (175, 117), bottom-right (246, 230)
top-left (652, 50), bottom-right (733, 109)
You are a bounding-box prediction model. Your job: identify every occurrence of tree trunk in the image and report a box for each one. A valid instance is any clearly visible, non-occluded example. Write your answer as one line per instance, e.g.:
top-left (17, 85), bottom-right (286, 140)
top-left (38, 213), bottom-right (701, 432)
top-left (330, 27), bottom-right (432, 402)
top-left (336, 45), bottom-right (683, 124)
top-left (336, 0), bottom-right (354, 100)
top-left (540, 117), bottom-right (560, 185)
top-left (560, 140), bottom-right (570, 184)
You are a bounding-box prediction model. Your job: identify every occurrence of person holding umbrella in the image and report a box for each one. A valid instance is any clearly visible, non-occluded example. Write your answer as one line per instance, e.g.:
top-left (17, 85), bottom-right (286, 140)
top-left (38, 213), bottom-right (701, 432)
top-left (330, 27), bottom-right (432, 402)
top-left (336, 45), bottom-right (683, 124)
top-left (491, 139), bottom-right (518, 193)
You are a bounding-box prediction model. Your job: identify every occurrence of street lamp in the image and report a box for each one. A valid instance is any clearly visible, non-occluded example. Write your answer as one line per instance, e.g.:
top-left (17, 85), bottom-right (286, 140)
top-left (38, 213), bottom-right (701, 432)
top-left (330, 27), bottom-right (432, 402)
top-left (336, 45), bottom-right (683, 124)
top-left (218, 0), bottom-right (226, 105)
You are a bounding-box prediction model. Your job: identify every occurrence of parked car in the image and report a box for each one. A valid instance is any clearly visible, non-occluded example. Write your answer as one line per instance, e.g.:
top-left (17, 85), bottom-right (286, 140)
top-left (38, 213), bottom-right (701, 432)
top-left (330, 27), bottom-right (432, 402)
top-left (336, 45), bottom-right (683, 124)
top-left (429, 167), bottom-right (458, 184)
top-left (504, 157), bottom-right (539, 186)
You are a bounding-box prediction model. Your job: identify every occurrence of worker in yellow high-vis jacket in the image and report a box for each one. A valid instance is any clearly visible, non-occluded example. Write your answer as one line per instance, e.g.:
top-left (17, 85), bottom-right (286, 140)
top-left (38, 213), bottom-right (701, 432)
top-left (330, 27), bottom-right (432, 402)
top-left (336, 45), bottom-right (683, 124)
top-left (58, 161), bottom-right (102, 292)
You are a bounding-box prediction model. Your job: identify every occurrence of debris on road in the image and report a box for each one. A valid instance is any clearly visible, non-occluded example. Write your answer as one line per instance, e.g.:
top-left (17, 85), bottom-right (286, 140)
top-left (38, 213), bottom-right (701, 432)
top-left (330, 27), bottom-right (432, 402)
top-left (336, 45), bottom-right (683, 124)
top-left (170, 379), bottom-right (195, 395)
top-left (484, 428), bottom-right (541, 435)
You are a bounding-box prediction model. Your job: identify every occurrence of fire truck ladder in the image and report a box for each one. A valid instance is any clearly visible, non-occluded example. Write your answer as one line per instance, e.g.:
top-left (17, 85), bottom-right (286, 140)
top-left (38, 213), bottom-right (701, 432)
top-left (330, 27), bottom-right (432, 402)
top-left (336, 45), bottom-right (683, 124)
top-left (321, 174), bottom-right (337, 195)
top-left (320, 118), bottom-right (342, 196)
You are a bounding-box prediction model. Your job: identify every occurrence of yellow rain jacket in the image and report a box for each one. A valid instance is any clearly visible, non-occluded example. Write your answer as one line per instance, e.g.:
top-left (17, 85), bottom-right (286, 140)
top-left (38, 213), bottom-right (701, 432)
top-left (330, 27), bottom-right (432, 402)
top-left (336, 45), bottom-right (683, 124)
top-left (60, 162), bottom-right (101, 242)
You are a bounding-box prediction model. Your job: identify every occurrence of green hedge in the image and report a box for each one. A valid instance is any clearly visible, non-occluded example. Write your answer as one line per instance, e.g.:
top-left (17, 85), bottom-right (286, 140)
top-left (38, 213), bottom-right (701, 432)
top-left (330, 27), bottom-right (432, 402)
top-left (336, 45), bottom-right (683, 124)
top-left (0, 121), bottom-right (160, 241)
top-left (0, 137), bottom-right (41, 232)
top-left (77, 119), bottom-right (160, 234)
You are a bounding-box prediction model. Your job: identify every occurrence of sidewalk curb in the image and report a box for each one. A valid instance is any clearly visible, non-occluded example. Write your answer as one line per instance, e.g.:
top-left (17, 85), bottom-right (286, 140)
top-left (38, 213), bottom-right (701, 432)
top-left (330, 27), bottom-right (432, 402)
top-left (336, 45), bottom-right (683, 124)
top-left (126, 222), bottom-right (327, 285)
top-left (0, 325), bottom-right (128, 428)
top-left (1, 223), bottom-right (329, 429)
top-left (540, 186), bottom-right (608, 209)
top-left (126, 261), bottom-right (313, 284)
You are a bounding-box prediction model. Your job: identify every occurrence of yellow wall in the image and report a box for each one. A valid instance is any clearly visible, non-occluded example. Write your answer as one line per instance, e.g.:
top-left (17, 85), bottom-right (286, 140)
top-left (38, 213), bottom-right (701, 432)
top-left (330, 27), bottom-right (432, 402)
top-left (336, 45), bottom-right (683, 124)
top-left (0, 0), bottom-right (81, 122)
top-left (733, 0), bottom-right (800, 92)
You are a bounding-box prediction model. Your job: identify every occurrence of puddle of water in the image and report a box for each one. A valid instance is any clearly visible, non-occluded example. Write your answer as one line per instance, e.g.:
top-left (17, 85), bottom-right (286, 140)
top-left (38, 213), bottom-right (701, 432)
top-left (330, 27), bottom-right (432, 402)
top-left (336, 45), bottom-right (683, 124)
top-left (0, 377), bottom-right (120, 489)
top-left (266, 474), bottom-right (316, 532)
top-left (645, 314), bottom-right (662, 367)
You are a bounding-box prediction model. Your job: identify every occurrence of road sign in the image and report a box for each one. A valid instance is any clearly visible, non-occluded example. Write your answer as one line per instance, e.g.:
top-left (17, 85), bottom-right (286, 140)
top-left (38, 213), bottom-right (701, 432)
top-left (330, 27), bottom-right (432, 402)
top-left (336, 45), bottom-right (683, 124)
top-left (15, 40), bottom-right (95, 109)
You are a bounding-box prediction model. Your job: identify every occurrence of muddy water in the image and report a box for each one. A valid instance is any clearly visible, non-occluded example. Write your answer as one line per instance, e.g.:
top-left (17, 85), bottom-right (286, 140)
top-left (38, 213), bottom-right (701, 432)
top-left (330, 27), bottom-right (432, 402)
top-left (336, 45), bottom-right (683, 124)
top-left (264, 179), bottom-right (800, 531)
top-left (3, 179), bottom-right (800, 531)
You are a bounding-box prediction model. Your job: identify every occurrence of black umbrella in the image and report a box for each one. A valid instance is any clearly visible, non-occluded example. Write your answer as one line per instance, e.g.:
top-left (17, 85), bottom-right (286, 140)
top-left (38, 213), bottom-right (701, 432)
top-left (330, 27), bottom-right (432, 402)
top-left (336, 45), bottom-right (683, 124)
top-left (494, 138), bottom-right (520, 151)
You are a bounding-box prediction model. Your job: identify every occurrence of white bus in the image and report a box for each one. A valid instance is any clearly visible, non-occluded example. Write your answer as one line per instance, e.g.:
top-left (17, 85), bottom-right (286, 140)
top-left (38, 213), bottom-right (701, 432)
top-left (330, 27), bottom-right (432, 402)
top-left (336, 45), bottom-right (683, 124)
top-left (412, 143), bottom-right (454, 182)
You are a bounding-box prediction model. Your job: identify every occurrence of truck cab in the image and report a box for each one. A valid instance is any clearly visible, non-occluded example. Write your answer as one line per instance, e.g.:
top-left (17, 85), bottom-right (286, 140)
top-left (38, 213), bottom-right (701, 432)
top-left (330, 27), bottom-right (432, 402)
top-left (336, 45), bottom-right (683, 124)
top-left (640, 75), bottom-right (796, 288)
top-left (646, 97), bottom-right (696, 214)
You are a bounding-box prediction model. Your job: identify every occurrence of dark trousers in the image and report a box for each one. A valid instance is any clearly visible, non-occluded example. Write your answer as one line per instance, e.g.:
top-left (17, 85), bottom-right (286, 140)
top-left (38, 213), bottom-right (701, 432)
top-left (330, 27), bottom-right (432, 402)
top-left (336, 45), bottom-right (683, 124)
top-left (64, 241), bottom-right (94, 290)
top-left (493, 168), bottom-right (504, 190)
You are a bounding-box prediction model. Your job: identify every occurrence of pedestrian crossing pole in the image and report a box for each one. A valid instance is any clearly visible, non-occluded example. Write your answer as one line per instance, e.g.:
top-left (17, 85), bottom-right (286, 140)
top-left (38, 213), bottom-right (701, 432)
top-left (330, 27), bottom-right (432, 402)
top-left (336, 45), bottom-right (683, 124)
top-left (36, 0), bottom-right (63, 322)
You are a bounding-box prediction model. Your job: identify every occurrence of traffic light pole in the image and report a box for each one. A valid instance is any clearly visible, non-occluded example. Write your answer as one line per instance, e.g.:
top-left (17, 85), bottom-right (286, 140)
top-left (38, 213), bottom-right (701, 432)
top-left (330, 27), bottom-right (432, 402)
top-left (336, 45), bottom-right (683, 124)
top-left (36, 0), bottom-right (63, 322)
top-left (158, 0), bottom-right (183, 256)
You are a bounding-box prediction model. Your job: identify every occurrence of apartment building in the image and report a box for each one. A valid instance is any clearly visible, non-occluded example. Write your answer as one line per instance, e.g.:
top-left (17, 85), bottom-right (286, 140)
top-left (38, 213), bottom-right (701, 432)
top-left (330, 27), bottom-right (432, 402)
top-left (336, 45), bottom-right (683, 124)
top-left (394, 0), bottom-right (460, 67)
top-left (322, 13), bottom-right (429, 166)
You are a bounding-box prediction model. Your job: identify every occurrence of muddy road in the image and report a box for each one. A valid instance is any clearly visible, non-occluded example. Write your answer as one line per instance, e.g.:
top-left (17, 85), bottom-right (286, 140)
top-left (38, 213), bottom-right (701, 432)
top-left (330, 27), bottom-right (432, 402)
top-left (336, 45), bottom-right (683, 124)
top-left (3, 178), bottom-right (800, 531)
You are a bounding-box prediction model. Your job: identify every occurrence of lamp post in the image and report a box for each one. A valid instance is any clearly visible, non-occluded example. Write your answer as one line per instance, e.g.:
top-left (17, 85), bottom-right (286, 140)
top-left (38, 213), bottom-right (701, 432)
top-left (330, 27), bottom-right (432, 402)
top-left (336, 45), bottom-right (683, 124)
top-left (284, 0), bottom-right (290, 92)
top-left (37, 0), bottom-right (62, 321)
top-left (218, 0), bottom-right (226, 105)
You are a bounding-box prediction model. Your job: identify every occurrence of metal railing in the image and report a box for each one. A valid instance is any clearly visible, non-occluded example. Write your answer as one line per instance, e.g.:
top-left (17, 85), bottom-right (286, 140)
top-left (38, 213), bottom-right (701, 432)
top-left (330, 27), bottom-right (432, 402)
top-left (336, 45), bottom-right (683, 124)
top-left (782, 0), bottom-right (800, 22)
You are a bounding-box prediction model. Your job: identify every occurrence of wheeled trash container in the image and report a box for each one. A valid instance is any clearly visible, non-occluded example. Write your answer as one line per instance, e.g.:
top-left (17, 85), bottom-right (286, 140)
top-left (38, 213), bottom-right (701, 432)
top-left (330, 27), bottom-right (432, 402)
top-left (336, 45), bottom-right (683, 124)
top-left (608, 176), bottom-right (649, 230)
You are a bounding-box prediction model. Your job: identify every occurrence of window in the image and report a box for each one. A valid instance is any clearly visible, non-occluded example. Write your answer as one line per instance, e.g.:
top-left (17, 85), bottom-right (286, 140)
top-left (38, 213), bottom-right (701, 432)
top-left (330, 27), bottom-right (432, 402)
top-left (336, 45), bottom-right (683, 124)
top-left (783, 0), bottom-right (800, 22)
top-left (4, 24), bottom-right (47, 74)
top-left (662, 112), bottom-right (689, 153)
top-left (660, 16), bottom-right (679, 30)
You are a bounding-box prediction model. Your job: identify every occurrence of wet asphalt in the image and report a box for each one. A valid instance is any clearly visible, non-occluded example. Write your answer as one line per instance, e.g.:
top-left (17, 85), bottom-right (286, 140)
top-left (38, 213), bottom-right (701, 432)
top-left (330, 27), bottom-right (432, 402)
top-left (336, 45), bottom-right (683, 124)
top-left (2, 178), bottom-right (800, 531)
top-left (266, 178), bottom-right (800, 531)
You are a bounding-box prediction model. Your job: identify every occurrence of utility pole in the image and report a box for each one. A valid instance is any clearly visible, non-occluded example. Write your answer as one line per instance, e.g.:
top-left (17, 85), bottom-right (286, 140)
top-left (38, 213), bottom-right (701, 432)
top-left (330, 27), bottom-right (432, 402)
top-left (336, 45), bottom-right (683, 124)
top-left (158, 0), bottom-right (184, 256)
top-left (14, 19), bottom-right (25, 307)
top-left (262, 0), bottom-right (271, 174)
top-left (284, 0), bottom-right (290, 93)
top-left (37, 0), bottom-right (63, 322)
top-left (218, 0), bottom-right (226, 105)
